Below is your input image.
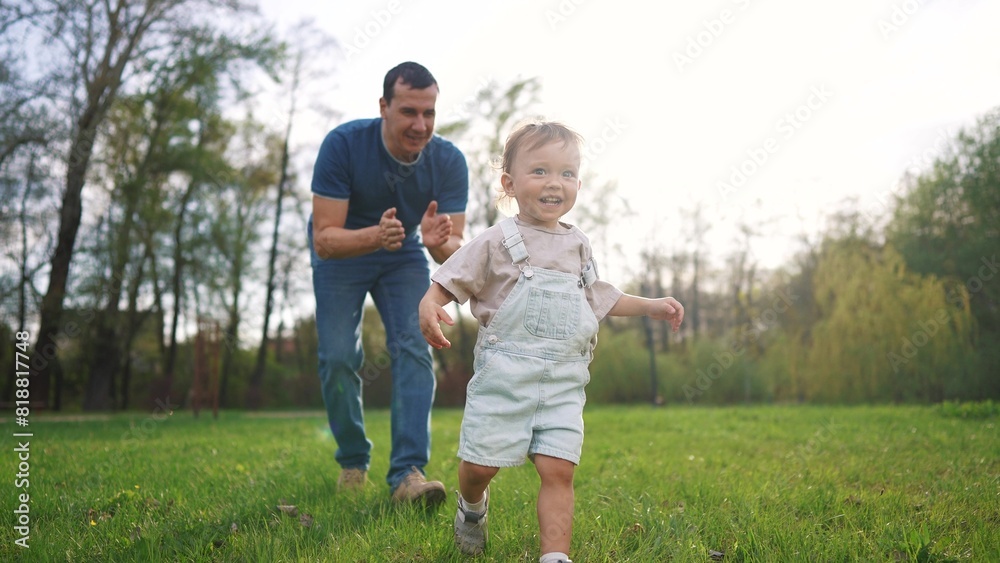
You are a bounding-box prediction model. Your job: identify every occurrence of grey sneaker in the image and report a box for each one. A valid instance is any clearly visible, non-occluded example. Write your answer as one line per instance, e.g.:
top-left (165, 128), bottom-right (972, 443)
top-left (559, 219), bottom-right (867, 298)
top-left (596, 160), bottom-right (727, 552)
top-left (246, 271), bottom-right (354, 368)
top-left (337, 468), bottom-right (368, 491)
top-left (391, 466), bottom-right (446, 507)
top-left (454, 487), bottom-right (489, 555)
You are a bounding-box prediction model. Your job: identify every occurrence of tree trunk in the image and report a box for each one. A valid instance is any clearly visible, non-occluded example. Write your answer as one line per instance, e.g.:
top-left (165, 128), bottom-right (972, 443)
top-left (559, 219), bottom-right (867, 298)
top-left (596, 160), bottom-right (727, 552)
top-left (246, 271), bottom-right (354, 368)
top-left (32, 120), bottom-right (99, 409)
top-left (641, 281), bottom-right (658, 406)
top-left (690, 253), bottom-right (701, 337)
top-left (4, 155), bottom-right (36, 404)
top-left (219, 235), bottom-right (245, 408)
top-left (219, 308), bottom-right (240, 409)
top-left (30, 3), bottom-right (154, 409)
top-left (248, 119), bottom-right (293, 409)
top-left (160, 176), bottom-right (197, 400)
top-left (84, 184), bottom-right (143, 410)
top-left (120, 237), bottom-right (153, 410)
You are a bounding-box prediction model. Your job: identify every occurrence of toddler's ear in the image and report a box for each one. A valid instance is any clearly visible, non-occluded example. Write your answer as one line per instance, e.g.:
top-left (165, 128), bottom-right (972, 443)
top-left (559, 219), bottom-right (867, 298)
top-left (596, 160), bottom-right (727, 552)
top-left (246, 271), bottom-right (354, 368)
top-left (500, 172), bottom-right (516, 196)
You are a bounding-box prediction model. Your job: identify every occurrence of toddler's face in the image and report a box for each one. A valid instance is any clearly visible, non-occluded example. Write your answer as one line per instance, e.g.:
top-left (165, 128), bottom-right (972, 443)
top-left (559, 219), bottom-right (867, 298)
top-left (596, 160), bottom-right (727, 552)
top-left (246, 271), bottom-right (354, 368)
top-left (501, 141), bottom-right (581, 229)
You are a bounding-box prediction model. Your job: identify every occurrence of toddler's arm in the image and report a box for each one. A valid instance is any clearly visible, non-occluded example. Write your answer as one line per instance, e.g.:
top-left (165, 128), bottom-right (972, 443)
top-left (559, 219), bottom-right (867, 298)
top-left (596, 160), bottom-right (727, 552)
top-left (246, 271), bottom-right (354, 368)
top-left (419, 282), bottom-right (457, 349)
top-left (608, 294), bottom-right (684, 332)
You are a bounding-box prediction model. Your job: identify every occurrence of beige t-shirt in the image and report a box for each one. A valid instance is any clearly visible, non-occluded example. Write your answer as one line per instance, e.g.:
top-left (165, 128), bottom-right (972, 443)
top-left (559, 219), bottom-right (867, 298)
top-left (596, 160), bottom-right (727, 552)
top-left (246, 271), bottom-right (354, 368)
top-left (432, 216), bottom-right (624, 328)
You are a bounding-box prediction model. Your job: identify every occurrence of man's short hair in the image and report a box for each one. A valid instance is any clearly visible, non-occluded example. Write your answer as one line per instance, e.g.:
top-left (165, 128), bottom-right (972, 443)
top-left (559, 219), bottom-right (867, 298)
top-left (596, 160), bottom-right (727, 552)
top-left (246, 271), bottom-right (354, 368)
top-left (383, 62), bottom-right (438, 104)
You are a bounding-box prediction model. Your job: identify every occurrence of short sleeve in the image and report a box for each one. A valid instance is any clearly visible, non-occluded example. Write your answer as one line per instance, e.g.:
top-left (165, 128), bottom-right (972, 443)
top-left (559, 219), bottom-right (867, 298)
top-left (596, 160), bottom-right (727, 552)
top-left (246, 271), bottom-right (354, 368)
top-left (431, 233), bottom-right (493, 304)
top-left (588, 281), bottom-right (624, 322)
top-left (311, 129), bottom-right (352, 200)
top-left (571, 228), bottom-right (624, 321)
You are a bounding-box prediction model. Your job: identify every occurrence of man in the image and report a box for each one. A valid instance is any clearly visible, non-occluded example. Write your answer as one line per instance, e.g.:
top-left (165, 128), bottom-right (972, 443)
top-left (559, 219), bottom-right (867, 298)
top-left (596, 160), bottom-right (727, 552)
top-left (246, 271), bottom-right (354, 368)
top-left (309, 62), bottom-right (468, 505)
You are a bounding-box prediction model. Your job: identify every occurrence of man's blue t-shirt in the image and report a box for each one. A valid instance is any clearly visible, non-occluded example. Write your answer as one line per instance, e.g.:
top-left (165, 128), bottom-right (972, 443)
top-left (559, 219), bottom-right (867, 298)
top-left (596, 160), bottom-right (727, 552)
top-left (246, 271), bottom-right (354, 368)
top-left (311, 118), bottom-right (469, 256)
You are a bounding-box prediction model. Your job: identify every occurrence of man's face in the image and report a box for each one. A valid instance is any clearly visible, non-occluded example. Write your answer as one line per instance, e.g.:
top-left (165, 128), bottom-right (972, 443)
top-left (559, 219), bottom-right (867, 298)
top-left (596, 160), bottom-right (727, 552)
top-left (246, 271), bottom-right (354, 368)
top-left (380, 79), bottom-right (438, 162)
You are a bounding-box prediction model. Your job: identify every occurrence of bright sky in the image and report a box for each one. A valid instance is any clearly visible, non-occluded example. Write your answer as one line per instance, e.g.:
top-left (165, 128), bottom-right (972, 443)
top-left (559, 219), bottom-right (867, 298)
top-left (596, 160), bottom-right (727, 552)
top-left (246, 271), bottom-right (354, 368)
top-left (258, 0), bottom-right (1000, 280)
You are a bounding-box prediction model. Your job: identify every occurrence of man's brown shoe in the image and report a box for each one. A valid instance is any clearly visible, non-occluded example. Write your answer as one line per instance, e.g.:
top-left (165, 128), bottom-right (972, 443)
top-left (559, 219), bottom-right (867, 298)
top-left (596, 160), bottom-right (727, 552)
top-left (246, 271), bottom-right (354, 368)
top-left (337, 468), bottom-right (368, 492)
top-left (391, 466), bottom-right (446, 507)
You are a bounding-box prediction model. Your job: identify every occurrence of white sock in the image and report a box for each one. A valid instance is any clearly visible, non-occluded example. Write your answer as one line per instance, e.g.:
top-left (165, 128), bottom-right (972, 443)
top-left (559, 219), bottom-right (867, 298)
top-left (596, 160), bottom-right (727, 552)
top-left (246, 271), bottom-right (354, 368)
top-left (539, 552), bottom-right (570, 563)
top-left (460, 492), bottom-right (486, 513)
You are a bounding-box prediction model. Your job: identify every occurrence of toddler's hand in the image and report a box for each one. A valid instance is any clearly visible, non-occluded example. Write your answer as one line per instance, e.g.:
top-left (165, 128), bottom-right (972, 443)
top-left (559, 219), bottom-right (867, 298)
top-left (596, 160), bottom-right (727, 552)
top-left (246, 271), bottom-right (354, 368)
top-left (648, 297), bottom-right (684, 332)
top-left (419, 298), bottom-right (454, 349)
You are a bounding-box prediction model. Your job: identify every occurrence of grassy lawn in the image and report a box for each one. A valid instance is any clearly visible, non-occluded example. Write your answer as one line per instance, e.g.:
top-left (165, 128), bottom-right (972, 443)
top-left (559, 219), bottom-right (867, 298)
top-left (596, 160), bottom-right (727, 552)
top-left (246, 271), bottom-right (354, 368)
top-left (1, 404), bottom-right (997, 562)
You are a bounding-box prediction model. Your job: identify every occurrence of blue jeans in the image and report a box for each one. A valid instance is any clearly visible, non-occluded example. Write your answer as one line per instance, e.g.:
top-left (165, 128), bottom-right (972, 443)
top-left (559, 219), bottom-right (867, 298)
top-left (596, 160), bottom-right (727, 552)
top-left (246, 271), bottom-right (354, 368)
top-left (310, 228), bottom-right (436, 492)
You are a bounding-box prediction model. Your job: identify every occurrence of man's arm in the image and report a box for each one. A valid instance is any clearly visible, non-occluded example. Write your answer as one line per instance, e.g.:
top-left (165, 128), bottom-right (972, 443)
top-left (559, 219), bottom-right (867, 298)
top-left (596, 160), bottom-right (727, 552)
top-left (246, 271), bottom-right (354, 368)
top-left (312, 196), bottom-right (405, 259)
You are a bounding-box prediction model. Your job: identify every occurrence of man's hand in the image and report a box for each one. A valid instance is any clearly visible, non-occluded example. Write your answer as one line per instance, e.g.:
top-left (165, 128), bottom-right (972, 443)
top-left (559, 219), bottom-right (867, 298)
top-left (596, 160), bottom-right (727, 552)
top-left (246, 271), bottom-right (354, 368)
top-left (379, 208), bottom-right (405, 251)
top-left (420, 201), bottom-right (453, 250)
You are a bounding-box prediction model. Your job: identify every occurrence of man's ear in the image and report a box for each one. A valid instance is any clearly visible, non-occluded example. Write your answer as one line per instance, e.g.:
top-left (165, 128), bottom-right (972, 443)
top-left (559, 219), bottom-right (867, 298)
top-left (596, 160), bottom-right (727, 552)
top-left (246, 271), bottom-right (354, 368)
top-left (379, 97), bottom-right (388, 117)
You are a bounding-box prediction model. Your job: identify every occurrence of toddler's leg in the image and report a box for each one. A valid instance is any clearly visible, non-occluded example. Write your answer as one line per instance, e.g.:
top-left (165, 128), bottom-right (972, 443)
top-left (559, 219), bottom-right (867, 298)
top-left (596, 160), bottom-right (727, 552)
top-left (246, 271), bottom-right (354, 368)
top-left (458, 460), bottom-right (498, 504)
top-left (454, 460), bottom-right (499, 555)
top-left (535, 454), bottom-right (575, 556)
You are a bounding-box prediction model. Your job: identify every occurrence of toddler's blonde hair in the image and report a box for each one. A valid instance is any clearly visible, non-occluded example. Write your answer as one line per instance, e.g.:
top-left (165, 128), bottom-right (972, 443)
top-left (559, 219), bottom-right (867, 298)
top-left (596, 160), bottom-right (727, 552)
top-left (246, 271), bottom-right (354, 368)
top-left (496, 120), bottom-right (584, 204)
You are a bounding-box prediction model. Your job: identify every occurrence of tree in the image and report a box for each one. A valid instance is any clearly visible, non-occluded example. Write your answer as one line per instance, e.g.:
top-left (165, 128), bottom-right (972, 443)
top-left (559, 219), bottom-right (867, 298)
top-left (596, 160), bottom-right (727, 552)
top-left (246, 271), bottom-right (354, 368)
top-left (887, 109), bottom-right (1000, 331)
top-left (8, 0), bottom-right (275, 409)
top-left (805, 220), bottom-right (973, 402)
top-left (683, 203), bottom-right (711, 337)
top-left (61, 21), bottom-right (279, 410)
top-left (247, 21), bottom-right (337, 409)
top-left (438, 77), bottom-right (541, 236)
top-left (209, 116), bottom-right (275, 407)
top-left (886, 108), bottom-right (1000, 398)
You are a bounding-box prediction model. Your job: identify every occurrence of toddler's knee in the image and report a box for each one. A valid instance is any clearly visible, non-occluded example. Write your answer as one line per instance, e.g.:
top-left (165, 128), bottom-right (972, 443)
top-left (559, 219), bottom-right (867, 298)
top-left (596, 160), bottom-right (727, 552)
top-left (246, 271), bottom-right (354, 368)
top-left (536, 456), bottom-right (575, 484)
top-left (461, 461), bottom-right (500, 482)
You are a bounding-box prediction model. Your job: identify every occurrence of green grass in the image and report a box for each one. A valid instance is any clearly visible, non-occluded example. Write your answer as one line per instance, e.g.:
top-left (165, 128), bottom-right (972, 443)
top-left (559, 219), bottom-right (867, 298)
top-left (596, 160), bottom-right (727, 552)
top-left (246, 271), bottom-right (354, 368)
top-left (1, 405), bottom-right (997, 562)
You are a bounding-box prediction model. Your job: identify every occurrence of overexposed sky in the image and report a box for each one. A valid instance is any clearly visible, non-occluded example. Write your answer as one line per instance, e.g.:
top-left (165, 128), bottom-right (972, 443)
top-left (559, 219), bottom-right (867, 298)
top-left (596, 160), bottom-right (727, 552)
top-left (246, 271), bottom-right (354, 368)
top-left (258, 0), bottom-right (1000, 279)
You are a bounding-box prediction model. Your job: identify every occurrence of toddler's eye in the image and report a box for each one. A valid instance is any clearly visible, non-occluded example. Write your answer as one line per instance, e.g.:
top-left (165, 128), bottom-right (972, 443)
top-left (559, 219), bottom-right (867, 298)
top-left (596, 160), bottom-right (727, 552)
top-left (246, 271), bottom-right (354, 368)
top-left (532, 168), bottom-right (546, 175)
top-left (562, 170), bottom-right (577, 178)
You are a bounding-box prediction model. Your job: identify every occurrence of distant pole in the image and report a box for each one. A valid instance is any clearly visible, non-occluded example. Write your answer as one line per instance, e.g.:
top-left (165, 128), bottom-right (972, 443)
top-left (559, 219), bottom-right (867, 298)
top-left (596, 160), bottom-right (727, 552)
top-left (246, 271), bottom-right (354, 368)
top-left (641, 280), bottom-right (658, 406)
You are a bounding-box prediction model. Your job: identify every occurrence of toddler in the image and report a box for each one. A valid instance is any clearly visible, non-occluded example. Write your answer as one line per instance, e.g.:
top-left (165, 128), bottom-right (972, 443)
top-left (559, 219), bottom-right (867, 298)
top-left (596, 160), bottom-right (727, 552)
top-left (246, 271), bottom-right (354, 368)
top-left (419, 121), bottom-right (684, 562)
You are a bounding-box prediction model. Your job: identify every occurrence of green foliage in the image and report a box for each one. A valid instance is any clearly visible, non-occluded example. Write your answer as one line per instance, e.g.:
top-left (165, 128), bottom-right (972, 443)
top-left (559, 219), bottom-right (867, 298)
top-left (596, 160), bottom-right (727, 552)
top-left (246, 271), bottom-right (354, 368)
top-left (587, 328), bottom-right (657, 403)
top-left (937, 399), bottom-right (998, 419)
top-left (800, 238), bottom-right (974, 403)
top-left (887, 109), bottom-right (1000, 333)
top-left (886, 109), bottom-right (1000, 400)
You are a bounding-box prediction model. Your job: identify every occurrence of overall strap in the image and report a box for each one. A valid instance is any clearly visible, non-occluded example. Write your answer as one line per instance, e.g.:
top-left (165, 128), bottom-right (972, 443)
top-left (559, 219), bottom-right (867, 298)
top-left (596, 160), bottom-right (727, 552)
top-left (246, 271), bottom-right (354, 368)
top-left (499, 217), bottom-right (529, 265)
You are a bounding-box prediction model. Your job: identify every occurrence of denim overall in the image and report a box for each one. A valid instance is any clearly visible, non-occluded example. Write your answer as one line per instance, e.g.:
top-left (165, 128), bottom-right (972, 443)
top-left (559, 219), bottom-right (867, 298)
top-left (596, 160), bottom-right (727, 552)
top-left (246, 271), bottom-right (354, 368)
top-left (458, 218), bottom-right (601, 467)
